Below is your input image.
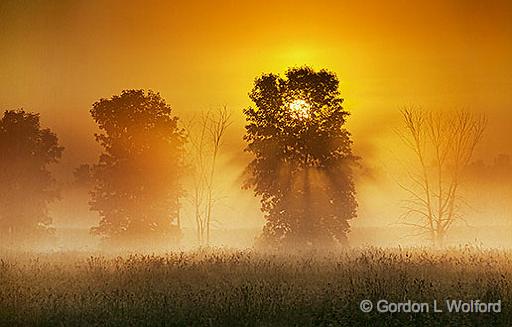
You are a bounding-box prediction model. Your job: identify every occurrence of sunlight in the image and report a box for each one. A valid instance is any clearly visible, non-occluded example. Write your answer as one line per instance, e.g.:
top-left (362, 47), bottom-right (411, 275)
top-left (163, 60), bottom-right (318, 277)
top-left (288, 99), bottom-right (311, 119)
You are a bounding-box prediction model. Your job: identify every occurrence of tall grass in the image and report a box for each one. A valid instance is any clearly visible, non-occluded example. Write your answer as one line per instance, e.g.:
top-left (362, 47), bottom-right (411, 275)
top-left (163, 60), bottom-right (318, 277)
top-left (1, 247), bottom-right (511, 326)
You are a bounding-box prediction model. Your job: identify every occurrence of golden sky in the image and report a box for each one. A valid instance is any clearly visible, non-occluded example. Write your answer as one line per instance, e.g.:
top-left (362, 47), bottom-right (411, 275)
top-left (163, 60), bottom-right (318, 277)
top-left (2, 0), bottom-right (511, 158)
top-left (0, 0), bottom-right (512, 241)
top-left (1, 0), bottom-right (512, 231)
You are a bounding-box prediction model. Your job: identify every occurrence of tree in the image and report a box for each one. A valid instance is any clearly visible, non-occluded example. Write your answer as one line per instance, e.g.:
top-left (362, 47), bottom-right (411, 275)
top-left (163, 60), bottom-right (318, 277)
top-left (184, 107), bottom-right (232, 246)
top-left (0, 110), bottom-right (63, 245)
top-left (73, 164), bottom-right (93, 188)
top-left (89, 90), bottom-right (186, 247)
top-left (243, 67), bottom-right (358, 248)
top-left (397, 108), bottom-right (486, 247)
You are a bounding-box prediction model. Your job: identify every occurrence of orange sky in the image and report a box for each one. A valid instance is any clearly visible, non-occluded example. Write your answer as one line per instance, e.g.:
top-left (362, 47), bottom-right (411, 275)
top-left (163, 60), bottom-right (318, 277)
top-left (2, 0), bottom-right (511, 159)
top-left (1, 0), bottom-right (512, 231)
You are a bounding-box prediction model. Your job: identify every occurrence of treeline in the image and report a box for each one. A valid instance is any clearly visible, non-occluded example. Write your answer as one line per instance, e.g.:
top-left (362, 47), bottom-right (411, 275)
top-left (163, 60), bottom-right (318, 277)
top-left (1, 90), bottom-right (190, 249)
top-left (0, 67), bottom-right (359, 250)
top-left (1, 66), bottom-right (494, 250)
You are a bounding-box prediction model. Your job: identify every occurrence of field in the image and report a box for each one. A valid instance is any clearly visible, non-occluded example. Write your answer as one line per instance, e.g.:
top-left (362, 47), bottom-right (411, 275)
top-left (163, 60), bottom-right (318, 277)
top-left (1, 247), bottom-right (511, 326)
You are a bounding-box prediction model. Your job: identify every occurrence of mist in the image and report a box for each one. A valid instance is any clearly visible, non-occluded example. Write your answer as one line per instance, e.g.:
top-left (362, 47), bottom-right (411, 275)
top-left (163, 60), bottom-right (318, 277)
top-left (2, 100), bottom-right (509, 252)
top-left (3, 2), bottom-right (512, 326)
top-left (1, 0), bottom-right (511, 250)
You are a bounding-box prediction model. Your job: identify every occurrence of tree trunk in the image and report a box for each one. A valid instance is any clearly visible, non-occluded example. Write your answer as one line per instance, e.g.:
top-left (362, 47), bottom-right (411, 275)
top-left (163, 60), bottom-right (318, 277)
top-left (434, 231), bottom-right (444, 248)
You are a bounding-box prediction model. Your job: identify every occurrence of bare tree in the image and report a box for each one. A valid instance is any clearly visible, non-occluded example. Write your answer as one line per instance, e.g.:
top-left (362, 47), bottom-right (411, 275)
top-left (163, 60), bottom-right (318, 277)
top-left (184, 107), bottom-right (232, 246)
top-left (396, 107), bottom-right (486, 247)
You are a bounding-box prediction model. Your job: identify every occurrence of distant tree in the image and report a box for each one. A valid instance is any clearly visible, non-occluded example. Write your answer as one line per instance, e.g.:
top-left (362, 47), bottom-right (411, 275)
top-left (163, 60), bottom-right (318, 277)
top-left (184, 107), bottom-right (232, 245)
top-left (243, 67), bottom-right (358, 248)
top-left (89, 90), bottom-right (186, 246)
top-left (397, 108), bottom-right (486, 247)
top-left (0, 110), bottom-right (63, 245)
top-left (73, 163), bottom-right (93, 187)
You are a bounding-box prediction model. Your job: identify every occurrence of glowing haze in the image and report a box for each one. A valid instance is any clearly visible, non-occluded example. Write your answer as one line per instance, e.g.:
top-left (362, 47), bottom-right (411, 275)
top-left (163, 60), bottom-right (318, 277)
top-left (1, 0), bottom-right (511, 247)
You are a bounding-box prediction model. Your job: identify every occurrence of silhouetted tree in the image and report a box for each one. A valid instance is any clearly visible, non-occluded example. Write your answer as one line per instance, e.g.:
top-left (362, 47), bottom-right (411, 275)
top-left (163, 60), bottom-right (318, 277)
top-left (0, 110), bottom-right (63, 245)
top-left (243, 67), bottom-right (358, 248)
top-left (89, 90), bottom-right (186, 246)
top-left (397, 108), bottom-right (486, 247)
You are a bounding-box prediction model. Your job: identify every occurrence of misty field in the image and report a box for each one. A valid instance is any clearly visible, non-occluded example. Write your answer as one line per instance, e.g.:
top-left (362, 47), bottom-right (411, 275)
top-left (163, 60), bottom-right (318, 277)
top-left (1, 247), bottom-right (511, 326)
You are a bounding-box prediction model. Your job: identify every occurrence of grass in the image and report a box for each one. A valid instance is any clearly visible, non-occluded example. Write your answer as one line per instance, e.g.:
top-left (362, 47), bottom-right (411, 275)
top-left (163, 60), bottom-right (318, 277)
top-left (1, 246), bottom-right (511, 326)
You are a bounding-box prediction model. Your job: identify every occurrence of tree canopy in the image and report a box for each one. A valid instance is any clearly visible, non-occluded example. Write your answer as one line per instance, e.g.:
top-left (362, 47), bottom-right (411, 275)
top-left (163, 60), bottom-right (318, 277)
top-left (89, 90), bottom-right (186, 246)
top-left (243, 67), bottom-right (358, 248)
top-left (0, 110), bottom-right (63, 244)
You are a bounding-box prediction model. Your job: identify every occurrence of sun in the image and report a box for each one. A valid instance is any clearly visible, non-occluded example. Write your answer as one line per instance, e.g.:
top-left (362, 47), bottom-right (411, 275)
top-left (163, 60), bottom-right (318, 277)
top-left (288, 99), bottom-right (311, 119)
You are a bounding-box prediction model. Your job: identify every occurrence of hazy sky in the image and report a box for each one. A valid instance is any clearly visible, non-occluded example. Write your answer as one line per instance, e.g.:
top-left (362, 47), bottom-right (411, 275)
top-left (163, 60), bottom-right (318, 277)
top-left (2, 0), bottom-right (511, 157)
top-left (1, 0), bottom-right (511, 231)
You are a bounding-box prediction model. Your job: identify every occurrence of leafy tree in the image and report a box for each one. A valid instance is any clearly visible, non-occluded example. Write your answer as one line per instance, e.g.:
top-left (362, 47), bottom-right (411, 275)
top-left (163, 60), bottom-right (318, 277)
top-left (243, 67), bottom-right (358, 248)
top-left (89, 90), bottom-right (186, 246)
top-left (0, 110), bottom-right (63, 245)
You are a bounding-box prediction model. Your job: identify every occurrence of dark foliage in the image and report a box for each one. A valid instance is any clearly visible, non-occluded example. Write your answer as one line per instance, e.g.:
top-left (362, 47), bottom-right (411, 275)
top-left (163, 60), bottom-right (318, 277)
top-left (243, 67), bottom-right (358, 248)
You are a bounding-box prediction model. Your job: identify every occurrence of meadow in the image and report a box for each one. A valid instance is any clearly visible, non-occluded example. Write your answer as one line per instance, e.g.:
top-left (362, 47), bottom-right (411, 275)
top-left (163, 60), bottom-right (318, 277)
top-left (1, 247), bottom-right (511, 326)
